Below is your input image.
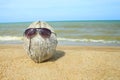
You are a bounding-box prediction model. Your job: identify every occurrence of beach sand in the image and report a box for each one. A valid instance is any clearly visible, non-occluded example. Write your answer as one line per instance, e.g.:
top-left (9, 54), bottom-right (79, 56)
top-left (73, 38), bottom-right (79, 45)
top-left (0, 45), bottom-right (120, 80)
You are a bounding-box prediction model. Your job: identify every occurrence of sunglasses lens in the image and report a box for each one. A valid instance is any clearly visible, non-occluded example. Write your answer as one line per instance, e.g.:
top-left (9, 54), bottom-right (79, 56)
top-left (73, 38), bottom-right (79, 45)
top-left (24, 28), bottom-right (36, 39)
top-left (39, 28), bottom-right (51, 38)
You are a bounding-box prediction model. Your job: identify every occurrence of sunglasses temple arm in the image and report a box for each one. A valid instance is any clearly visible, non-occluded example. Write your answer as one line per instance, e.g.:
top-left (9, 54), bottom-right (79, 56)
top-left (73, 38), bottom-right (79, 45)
top-left (52, 32), bottom-right (57, 36)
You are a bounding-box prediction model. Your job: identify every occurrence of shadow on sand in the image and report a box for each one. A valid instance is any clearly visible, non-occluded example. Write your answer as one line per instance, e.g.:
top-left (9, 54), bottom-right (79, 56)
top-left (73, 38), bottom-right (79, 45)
top-left (39, 50), bottom-right (65, 63)
top-left (50, 50), bottom-right (65, 61)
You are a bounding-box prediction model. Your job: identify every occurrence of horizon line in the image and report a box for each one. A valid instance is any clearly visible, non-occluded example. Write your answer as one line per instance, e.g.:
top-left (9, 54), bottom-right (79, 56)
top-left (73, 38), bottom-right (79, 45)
top-left (0, 20), bottom-right (120, 23)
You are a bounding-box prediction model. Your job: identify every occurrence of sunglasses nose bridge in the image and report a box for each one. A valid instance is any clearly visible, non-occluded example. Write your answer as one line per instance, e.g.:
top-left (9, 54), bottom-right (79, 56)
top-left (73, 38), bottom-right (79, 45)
top-left (36, 30), bottom-right (41, 37)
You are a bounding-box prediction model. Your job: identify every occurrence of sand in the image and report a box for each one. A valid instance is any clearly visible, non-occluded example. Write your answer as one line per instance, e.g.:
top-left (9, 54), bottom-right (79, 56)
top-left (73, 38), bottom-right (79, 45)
top-left (0, 45), bottom-right (120, 80)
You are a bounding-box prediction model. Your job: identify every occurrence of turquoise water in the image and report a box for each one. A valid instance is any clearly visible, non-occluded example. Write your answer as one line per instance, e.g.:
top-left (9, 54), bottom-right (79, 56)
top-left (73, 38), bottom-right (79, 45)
top-left (0, 20), bottom-right (120, 46)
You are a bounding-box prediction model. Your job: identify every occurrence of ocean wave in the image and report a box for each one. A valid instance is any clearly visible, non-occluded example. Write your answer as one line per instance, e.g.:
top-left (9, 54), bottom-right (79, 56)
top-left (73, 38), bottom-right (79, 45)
top-left (0, 36), bottom-right (22, 41)
top-left (0, 36), bottom-right (120, 44)
top-left (57, 38), bottom-right (120, 44)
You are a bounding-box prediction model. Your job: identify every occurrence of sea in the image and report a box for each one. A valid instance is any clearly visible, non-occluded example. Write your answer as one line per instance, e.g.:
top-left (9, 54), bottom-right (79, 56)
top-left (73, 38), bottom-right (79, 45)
top-left (0, 20), bottom-right (120, 46)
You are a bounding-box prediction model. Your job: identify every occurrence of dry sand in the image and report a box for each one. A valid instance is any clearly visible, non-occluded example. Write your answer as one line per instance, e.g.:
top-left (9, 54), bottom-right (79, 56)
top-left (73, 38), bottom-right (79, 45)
top-left (0, 45), bottom-right (120, 80)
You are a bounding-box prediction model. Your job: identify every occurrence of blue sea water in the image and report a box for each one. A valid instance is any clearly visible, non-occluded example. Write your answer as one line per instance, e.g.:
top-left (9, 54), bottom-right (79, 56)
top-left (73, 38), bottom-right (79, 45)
top-left (0, 20), bottom-right (120, 46)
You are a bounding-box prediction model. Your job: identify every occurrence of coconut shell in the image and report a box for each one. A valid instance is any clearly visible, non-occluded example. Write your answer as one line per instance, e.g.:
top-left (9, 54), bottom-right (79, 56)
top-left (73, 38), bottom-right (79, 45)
top-left (23, 21), bottom-right (58, 63)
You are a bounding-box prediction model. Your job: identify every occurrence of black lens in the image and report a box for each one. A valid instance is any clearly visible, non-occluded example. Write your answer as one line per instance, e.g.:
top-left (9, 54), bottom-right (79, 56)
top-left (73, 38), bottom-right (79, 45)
top-left (24, 28), bottom-right (37, 39)
top-left (39, 28), bottom-right (51, 38)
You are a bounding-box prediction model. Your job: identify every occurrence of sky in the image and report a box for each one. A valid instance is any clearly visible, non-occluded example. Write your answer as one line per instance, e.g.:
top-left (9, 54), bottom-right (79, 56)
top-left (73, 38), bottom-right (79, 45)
top-left (0, 0), bottom-right (120, 22)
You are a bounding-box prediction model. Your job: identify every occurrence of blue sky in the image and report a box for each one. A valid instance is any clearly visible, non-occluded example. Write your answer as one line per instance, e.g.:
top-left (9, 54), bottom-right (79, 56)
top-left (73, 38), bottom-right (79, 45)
top-left (0, 0), bottom-right (120, 22)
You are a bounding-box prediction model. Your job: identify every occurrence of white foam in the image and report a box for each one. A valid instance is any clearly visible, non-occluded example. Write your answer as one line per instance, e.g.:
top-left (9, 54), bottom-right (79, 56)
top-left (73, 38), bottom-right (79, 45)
top-left (0, 36), bottom-right (22, 41)
top-left (57, 37), bottom-right (120, 44)
top-left (0, 36), bottom-right (120, 44)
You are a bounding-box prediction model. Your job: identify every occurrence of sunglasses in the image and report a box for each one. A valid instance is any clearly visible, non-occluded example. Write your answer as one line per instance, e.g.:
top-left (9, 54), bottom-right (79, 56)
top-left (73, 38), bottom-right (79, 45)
top-left (24, 28), bottom-right (56, 54)
top-left (24, 28), bottom-right (53, 39)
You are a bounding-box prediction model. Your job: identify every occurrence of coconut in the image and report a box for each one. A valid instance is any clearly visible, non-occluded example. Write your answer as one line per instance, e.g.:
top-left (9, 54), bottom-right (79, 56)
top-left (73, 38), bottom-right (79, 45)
top-left (23, 21), bottom-right (58, 63)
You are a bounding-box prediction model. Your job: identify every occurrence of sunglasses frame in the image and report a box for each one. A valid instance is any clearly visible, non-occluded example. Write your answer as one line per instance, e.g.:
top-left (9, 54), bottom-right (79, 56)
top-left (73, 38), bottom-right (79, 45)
top-left (24, 28), bottom-right (55, 39)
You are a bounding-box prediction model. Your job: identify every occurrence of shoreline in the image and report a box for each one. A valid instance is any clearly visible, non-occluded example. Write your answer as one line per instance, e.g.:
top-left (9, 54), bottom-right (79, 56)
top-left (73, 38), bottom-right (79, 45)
top-left (0, 41), bottom-right (120, 47)
top-left (0, 44), bottom-right (120, 47)
top-left (0, 44), bottom-right (120, 80)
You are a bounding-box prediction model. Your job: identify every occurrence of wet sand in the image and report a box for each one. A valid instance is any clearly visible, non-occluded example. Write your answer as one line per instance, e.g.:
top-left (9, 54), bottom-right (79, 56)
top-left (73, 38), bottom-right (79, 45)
top-left (0, 45), bottom-right (120, 80)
